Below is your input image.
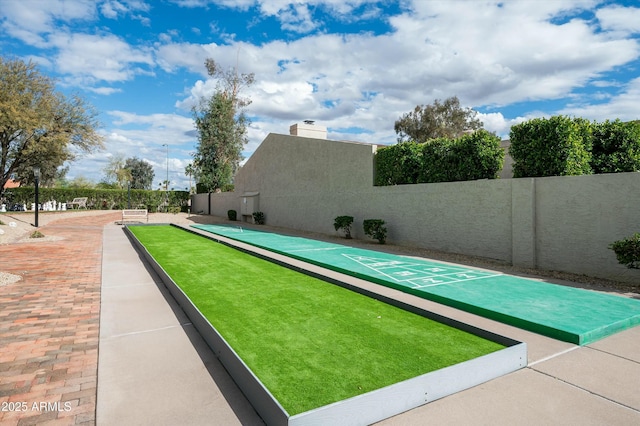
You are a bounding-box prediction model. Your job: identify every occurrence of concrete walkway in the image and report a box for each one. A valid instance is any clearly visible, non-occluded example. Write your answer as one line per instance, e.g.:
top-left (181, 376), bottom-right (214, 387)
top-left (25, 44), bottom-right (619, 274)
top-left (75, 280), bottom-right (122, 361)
top-left (97, 222), bottom-right (261, 425)
top-left (99, 222), bottom-right (640, 425)
top-left (2, 213), bottom-right (640, 425)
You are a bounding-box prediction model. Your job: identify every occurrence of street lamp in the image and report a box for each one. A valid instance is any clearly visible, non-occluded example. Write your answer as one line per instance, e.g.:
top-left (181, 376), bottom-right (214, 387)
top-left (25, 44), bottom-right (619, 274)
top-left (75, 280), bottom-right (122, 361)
top-left (162, 144), bottom-right (169, 213)
top-left (33, 167), bottom-right (40, 228)
top-left (162, 144), bottom-right (169, 191)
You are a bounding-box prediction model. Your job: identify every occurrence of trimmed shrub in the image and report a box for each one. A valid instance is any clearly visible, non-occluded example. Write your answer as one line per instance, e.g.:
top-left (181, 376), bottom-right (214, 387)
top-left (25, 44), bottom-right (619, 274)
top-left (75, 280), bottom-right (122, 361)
top-left (333, 215), bottom-right (354, 239)
top-left (452, 130), bottom-right (504, 181)
top-left (609, 233), bottom-right (640, 269)
top-left (509, 115), bottom-right (593, 178)
top-left (228, 209), bottom-right (237, 221)
top-left (3, 187), bottom-right (189, 211)
top-left (375, 130), bottom-right (503, 185)
top-left (418, 137), bottom-right (453, 183)
top-left (374, 142), bottom-right (422, 185)
top-left (591, 119), bottom-right (640, 174)
top-left (419, 130), bottom-right (503, 183)
top-left (253, 211), bottom-right (265, 225)
top-left (363, 219), bottom-right (387, 244)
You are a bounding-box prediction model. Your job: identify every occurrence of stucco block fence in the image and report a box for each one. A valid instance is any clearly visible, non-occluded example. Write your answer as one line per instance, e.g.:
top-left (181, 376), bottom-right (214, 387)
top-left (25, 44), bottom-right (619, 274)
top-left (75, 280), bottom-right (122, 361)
top-left (192, 133), bottom-right (640, 284)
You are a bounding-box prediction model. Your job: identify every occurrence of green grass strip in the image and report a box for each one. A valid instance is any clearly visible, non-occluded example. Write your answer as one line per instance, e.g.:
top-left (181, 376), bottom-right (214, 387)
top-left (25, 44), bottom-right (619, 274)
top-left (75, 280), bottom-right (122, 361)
top-left (129, 225), bottom-right (505, 415)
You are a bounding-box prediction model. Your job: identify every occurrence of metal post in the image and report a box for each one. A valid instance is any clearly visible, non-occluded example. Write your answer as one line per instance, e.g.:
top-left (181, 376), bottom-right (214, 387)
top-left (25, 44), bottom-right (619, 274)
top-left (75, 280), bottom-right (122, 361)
top-left (33, 167), bottom-right (40, 228)
top-left (163, 143), bottom-right (169, 212)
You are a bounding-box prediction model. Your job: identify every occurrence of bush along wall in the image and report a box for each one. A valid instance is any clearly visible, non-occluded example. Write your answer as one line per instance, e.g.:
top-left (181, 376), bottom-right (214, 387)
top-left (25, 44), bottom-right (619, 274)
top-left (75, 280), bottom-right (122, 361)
top-left (3, 188), bottom-right (190, 212)
top-left (609, 233), bottom-right (640, 269)
top-left (374, 130), bottom-right (503, 186)
top-left (509, 116), bottom-right (593, 178)
top-left (374, 142), bottom-right (422, 185)
top-left (333, 215), bottom-right (354, 238)
top-left (509, 116), bottom-right (640, 178)
top-left (363, 219), bottom-right (387, 244)
top-left (591, 119), bottom-right (640, 174)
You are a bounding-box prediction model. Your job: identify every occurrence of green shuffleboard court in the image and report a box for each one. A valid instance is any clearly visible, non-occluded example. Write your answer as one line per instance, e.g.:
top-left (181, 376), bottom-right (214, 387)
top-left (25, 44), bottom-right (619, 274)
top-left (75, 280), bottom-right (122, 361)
top-left (127, 225), bottom-right (513, 417)
top-left (192, 224), bottom-right (640, 345)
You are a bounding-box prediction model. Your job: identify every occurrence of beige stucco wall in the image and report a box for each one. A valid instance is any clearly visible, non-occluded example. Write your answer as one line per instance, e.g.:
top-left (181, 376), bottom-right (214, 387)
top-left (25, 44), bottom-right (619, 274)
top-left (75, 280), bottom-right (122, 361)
top-left (534, 172), bottom-right (640, 282)
top-left (192, 132), bottom-right (640, 283)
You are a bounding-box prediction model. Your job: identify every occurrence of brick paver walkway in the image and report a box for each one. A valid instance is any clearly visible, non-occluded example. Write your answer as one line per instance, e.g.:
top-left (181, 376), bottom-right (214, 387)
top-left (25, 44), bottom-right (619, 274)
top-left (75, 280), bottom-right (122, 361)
top-left (1, 213), bottom-right (119, 426)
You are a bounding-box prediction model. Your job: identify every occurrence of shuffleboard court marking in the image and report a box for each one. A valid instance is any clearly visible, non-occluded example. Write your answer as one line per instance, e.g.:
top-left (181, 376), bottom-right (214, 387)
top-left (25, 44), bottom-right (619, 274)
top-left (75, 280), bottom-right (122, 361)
top-left (342, 253), bottom-right (502, 289)
top-left (289, 247), bottom-right (355, 253)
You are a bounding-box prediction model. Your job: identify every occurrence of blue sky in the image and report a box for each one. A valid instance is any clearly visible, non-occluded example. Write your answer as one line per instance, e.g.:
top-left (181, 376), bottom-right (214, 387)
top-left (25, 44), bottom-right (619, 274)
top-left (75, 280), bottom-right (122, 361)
top-left (1, 0), bottom-right (639, 190)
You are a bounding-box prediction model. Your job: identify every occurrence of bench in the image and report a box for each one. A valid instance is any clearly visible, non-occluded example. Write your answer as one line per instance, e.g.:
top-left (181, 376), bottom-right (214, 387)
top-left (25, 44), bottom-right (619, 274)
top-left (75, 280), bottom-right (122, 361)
top-left (121, 209), bottom-right (148, 223)
top-left (67, 197), bottom-right (88, 209)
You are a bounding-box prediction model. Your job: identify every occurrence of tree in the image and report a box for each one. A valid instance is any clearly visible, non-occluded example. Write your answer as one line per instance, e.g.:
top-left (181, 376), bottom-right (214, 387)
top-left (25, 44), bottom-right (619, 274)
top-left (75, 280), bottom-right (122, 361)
top-left (191, 58), bottom-right (254, 192)
top-left (124, 157), bottom-right (154, 189)
top-left (0, 57), bottom-right (104, 197)
top-left (394, 96), bottom-right (483, 143)
top-left (102, 154), bottom-right (132, 189)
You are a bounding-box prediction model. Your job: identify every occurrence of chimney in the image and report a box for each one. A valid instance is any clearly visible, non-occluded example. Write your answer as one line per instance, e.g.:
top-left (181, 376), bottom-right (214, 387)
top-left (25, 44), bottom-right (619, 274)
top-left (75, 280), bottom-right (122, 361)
top-left (289, 121), bottom-right (327, 139)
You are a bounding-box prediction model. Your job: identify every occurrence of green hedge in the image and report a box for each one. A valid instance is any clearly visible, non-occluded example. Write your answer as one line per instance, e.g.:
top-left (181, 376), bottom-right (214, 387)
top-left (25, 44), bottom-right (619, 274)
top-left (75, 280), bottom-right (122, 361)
top-left (509, 116), bottom-right (593, 178)
top-left (2, 187), bottom-right (190, 212)
top-left (509, 116), bottom-right (640, 178)
top-left (374, 142), bottom-right (422, 185)
top-left (375, 130), bottom-right (504, 185)
top-left (591, 119), bottom-right (640, 174)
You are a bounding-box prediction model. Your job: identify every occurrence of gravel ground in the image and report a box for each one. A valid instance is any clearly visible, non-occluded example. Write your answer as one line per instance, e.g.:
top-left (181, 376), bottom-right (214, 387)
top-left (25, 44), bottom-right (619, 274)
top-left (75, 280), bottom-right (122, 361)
top-left (1, 210), bottom-right (638, 296)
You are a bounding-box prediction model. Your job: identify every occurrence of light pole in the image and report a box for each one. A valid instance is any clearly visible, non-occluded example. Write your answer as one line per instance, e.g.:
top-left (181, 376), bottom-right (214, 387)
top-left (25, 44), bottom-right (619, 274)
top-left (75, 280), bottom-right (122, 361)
top-left (162, 144), bottom-right (169, 191)
top-left (162, 144), bottom-right (169, 212)
top-left (33, 167), bottom-right (40, 228)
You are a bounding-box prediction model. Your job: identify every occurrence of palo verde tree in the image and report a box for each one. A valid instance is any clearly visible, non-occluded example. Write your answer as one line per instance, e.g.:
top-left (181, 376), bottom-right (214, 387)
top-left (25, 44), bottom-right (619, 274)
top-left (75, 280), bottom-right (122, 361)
top-left (394, 96), bottom-right (483, 143)
top-left (191, 58), bottom-right (254, 192)
top-left (0, 57), bottom-right (104, 197)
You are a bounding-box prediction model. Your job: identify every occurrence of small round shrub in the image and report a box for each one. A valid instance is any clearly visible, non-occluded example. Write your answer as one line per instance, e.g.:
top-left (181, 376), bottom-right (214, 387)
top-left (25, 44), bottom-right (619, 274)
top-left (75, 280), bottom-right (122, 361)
top-left (609, 233), bottom-right (640, 269)
top-left (363, 219), bottom-right (387, 244)
top-left (253, 211), bottom-right (265, 225)
top-left (333, 216), bottom-right (354, 239)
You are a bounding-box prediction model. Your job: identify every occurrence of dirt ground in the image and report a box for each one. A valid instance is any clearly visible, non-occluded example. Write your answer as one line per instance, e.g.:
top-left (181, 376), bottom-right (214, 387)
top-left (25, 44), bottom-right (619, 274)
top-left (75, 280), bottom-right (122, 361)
top-left (1, 209), bottom-right (638, 296)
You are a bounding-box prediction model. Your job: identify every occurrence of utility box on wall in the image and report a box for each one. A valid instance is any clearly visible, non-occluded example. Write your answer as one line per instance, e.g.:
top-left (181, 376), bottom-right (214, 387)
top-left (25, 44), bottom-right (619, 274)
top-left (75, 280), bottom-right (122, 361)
top-left (241, 192), bottom-right (259, 222)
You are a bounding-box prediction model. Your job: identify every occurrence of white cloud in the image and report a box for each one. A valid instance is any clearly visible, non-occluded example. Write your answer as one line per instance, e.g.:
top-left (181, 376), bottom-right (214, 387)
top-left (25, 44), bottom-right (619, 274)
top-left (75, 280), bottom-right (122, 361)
top-left (477, 112), bottom-right (529, 140)
top-left (87, 86), bottom-right (122, 95)
top-left (101, 1), bottom-right (128, 19)
top-left (558, 77), bottom-right (640, 121)
top-left (596, 5), bottom-right (640, 37)
top-left (50, 32), bottom-right (154, 84)
top-left (0, 0), bottom-right (96, 35)
top-left (0, 0), bottom-right (153, 91)
top-left (155, 41), bottom-right (212, 74)
top-left (163, 0), bottom-right (638, 148)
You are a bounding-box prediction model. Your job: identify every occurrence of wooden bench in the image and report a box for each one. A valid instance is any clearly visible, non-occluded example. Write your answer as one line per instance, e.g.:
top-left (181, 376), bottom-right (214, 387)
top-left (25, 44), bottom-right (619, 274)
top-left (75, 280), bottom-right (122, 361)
top-left (67, 197), bottom-right (88, 209)
top-left (121, 209), bottom-right (148, 223)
